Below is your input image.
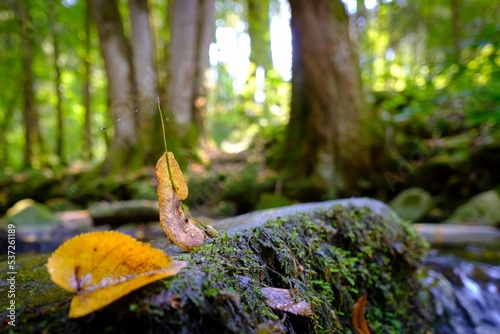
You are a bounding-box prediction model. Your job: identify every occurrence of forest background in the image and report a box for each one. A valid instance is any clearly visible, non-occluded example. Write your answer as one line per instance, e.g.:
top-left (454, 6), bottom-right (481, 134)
top-left (0, 0), bottom-right (499, 221)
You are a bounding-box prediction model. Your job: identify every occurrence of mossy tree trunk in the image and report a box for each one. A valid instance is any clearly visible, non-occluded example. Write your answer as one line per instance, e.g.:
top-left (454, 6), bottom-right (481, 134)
top-left (247, 0), bottom-right (272, 89)
top-left (165, 0), bottom-right (215, 164)
top-left (89, 0), bottom-right (172, 174)
top-left (89, 0), bottom-right (138, 174)
top-left (49, 1), bottom-right (65, 165)
top-left (0, 202), bottom-right (432, 333)
top-left (247, 0), bottom-right (272, 72)
top-left (82, 0), bottom-right (93, 161)
top-left (283, 0), bottom-right (384, 198)
top-left (18, 0), bottom-right (45, 168)
top-left (245, 0), bottom-right (272, 108)
top-left (129, 0), bottom-right (164, 167)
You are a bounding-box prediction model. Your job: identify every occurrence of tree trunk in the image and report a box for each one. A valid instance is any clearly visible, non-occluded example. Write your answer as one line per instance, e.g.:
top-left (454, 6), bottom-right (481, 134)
top-left (18, 0), bottom-right (44, 168)
top-left (82, 0), bottom-right (92, 161)
top-left (165, 0), bottom-right (215, 160)
top-left (247, 0), bottom-right (272, 71)
top-left (129, 0), bottom-right (162, 166)
top-left (450, 0), bottom-right (461, 65)
top-left (0, 98), bottom-right (17, 169)
top-left (49, 1), bottom-right (65, 165)
top-left (246, 0), bottom-right (272, 106)
top-left (89, 0), bottom-right (137, 174)
top-left (283, 0), bottom-right (379, 198)
top-left (193, 0), bottom-right (215, 145)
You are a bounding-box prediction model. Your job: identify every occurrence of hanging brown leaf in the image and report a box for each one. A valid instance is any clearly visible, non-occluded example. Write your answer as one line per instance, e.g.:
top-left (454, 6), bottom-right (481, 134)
top-left (156, 152), bottom-right (205, 251)
top-left (352, 294), bottom-right (370, 334)
top-left (46, 231), bottom-right (188, 318)
top-left (262, 287), bottom-right (312, 316)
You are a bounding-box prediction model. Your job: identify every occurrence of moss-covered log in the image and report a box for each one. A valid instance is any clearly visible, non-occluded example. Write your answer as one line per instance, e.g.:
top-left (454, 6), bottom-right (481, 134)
top-left (0, 199), bottom-right (431, 333)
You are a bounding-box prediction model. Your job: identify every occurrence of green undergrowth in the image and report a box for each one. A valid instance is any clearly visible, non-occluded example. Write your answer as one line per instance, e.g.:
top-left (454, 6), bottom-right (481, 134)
top-left (1, 205), bottom-right (431, 333)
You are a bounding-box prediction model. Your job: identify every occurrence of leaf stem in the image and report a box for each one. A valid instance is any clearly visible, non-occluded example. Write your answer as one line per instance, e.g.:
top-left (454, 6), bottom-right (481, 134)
top-left (157, 97), bottom-right (175, 192)
top-left (157, 97), bottom-right (169, 154)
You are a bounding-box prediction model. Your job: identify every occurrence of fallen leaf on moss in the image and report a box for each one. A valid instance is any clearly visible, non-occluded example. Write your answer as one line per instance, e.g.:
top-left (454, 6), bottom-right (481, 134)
top-left (46, 231), bottom-right (187, 318)
top-left (352, 294), bottom-right (370, 334)
top-left (156, 152), bottom-right (205, 251)
top-left (262, 287), bottom-right (312, 316)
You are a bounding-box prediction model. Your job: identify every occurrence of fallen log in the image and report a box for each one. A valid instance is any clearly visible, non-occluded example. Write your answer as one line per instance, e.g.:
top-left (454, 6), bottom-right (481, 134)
top-left (414, 223), bottom-right (500, 247)
top-left (88, 200), bottom-right (160, 226)
top-left (0, 198), bottom-right (432, 333)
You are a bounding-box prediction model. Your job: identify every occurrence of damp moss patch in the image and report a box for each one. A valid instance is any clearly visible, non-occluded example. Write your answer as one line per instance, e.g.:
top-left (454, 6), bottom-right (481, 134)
top-left (0, 204), bottom-right (431, 333)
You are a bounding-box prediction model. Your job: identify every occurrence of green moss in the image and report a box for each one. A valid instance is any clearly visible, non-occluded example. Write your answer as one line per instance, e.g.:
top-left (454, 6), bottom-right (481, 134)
top-left (0, 253), bottom-right (72, 332)
top-left (0, 205), bottom-right (430, 333)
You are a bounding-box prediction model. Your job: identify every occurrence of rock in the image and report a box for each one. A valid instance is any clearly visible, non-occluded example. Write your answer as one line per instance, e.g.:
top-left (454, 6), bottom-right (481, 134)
top-left (0, 199), bottom-right (73, 254)
top-left (0, 198), bottom-right (432, 333)
top-left (389, 187), bottom-right (434, 222)
top-left (88, 200), bottom-right (160, 226)
top-left (3, 198), bottom-right (59, 232)
top-left (446, 190), bottom-right (500, 226)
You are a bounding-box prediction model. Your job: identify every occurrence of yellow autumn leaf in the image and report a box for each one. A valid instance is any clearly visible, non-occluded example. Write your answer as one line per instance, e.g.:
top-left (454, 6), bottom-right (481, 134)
top-left (157, 151), bottom-right (188, 200)
top-left (46, 231), bottom-right (188, 318)
top-left (156, 152), bottom-right (205, 251)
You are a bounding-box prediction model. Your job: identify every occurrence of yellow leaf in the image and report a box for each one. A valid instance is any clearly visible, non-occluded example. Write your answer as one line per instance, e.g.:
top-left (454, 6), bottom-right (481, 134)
top-left (157, 152), bottom-right (188, 200)
top-left (156, 152), bottom-right (205, 251)
top-left (46, 231), bottom-right (187, 318)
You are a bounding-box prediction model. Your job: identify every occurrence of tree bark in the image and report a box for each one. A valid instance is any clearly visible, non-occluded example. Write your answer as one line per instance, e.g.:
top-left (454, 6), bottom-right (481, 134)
top-left (193, 0), bottom-right (215, 144)
top-left (166, 0), bottom-right (215, 159)
top-left (246, 0), bottom-right (272, 106)
top-left (49, 1), bottom-right (65, 165)
top-left (89, 0), bottom-right (137, 173)
top-left (129, 0), bottom-right (162, 166)
top-left (82, 0), bottom-right (92, 161)
top-left (18, 0), bottom-right (44, 168)
top-left (247, 0), bottom-right (272, 71)
top-left (450, 0), bottom-right (461, 65)
top-left (284, 0), bottom-right (379, 198)
top-left (0, 97), bottom-right (17, 169)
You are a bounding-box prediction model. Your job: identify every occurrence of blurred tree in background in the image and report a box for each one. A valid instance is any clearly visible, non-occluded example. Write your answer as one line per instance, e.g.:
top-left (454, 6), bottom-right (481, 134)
top-left (281, 0), bottom-right (383, 199)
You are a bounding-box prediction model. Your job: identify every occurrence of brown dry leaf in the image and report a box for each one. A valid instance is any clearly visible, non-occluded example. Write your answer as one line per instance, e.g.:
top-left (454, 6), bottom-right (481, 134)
top-left (165, 151), bottom-right (188, 200)
top-left (352, 294), bottom-right (370, 334)
top-left (156, 152), bottom-right (205, 251)
top-left (170, 294), bottom-right (182, 309)
top-left (261, 287), bottom-right (313, 316)
top-left (46, 231), bottom-right (187, 318)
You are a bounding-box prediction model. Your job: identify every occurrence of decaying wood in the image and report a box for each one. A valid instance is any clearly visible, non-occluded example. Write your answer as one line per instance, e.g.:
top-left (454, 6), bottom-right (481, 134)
top-left (0, 198), bottom-right (432, 333)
